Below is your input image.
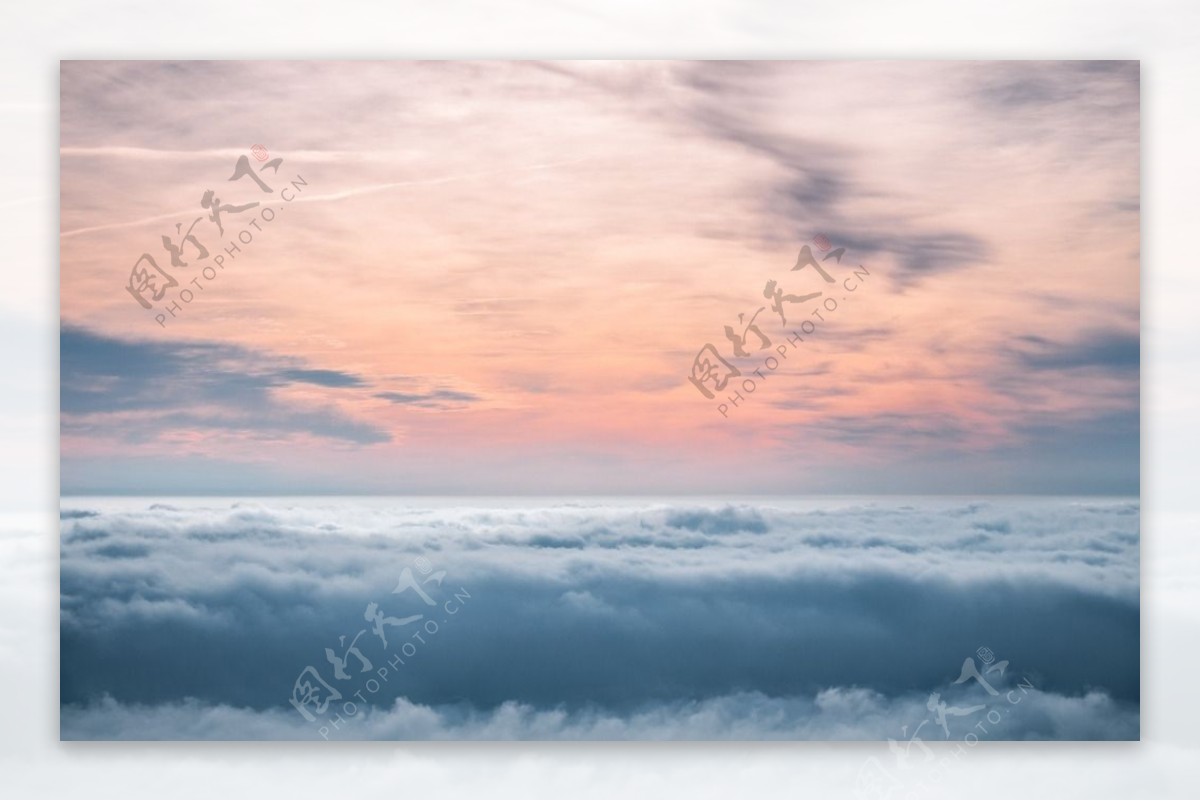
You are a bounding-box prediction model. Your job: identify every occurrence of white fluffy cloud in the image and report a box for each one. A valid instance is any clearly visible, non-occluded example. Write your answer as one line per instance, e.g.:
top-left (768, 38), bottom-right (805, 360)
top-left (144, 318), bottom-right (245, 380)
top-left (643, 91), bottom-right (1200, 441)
top-left (59, 497), bottom-right (1140, 740)
top-left (62, 686), bottom-right (1137, 741)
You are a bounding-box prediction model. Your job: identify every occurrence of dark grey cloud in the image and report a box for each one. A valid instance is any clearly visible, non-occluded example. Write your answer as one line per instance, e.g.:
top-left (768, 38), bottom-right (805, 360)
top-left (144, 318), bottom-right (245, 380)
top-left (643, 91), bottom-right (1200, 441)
top-left (1013, 329), bottom-right (1140, 373)
top-left (60, 325), bottom-right (389, 445)
top-left (375, 388), bottom-right (480, 408)
top-left (278, 369), bottom-right (366, 388)
top-left (676, 62), bottom-right (990, 288)
top-left (679, 63), bottom-right (847, 222)
top-left (821, 229), bottom-right (989, 289)
top-left (975, 61), bottom-right (1139, 110)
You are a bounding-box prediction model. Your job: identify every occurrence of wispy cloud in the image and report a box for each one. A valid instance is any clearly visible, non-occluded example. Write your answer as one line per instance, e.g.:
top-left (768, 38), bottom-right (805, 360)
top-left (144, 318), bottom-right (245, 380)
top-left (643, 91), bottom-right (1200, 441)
top-left (61, 325), bottom-right (389, 445)
top-left (59, 61), bottom-right (1139, 495)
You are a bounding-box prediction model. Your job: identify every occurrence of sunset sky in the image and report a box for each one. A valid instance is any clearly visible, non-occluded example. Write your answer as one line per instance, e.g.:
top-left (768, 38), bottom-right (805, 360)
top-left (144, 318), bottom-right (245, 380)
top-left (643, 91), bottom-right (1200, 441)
top-left (60, 60), bottom-right (1140, 495)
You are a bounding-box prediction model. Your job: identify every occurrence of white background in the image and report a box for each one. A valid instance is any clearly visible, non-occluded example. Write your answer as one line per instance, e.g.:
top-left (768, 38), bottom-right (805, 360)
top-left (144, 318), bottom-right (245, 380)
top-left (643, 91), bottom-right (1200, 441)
top-left (2, 0), bottom-right (1198, 797)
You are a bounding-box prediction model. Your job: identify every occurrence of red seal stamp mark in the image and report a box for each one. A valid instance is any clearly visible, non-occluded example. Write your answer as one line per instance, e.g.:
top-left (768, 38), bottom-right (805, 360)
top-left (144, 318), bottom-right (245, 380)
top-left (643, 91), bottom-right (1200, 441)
top-left (813, 233), bottom-right (831, 252)
top-left (251, 144), bottom-right (269, 162)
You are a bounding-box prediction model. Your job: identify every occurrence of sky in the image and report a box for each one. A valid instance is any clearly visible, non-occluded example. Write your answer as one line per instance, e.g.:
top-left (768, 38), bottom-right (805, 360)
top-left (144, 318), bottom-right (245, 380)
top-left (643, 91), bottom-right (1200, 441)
top-left (59, 61), bottom-right (1141, 495)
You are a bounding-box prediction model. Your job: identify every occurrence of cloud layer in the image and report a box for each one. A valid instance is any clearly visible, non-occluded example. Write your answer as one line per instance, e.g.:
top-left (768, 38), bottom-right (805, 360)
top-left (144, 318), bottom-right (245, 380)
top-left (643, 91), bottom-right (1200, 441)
top-left (60, 497), bottom-right (1139, 740)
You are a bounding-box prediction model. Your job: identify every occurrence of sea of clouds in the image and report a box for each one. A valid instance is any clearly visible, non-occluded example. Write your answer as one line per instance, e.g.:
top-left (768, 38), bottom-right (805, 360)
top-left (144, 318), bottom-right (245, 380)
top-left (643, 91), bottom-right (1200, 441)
top-left (59, 497), bottom-right (1139, 740)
